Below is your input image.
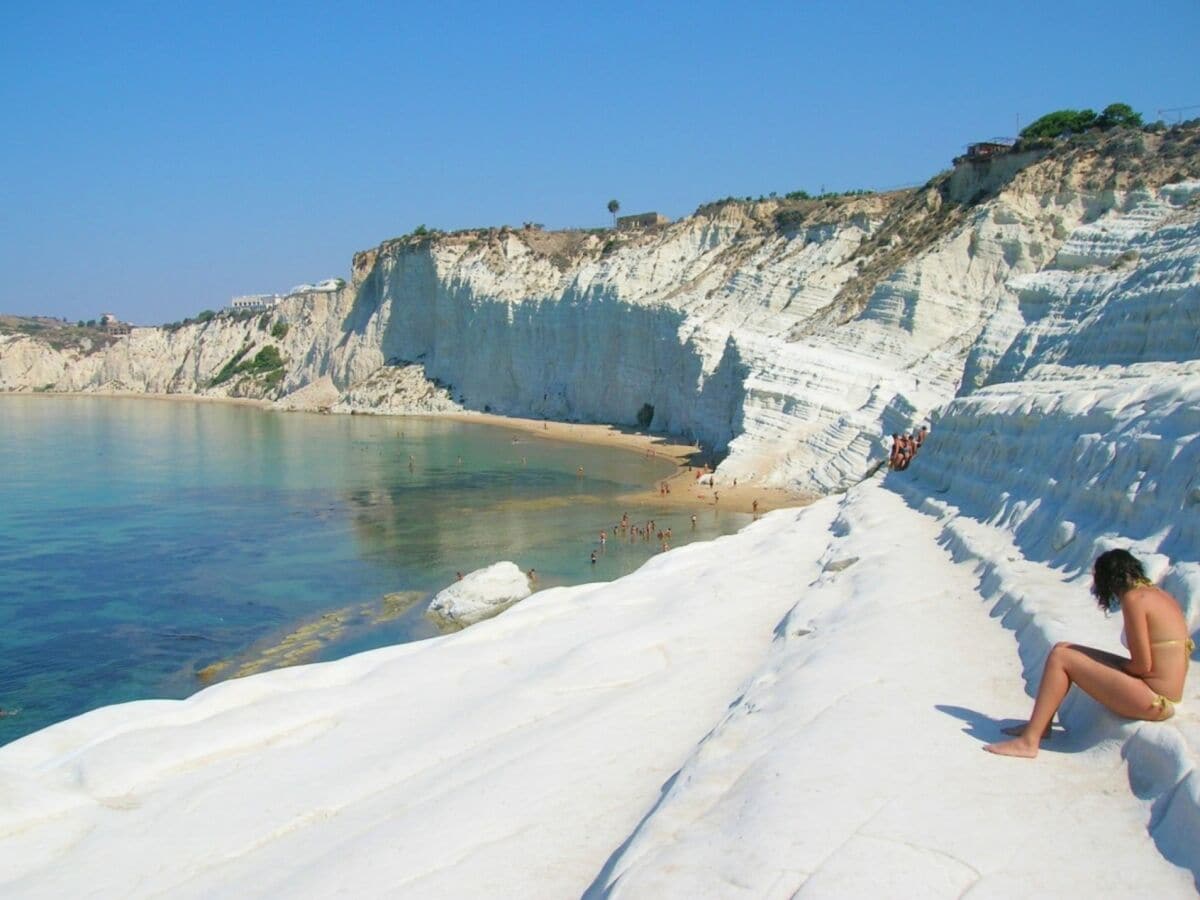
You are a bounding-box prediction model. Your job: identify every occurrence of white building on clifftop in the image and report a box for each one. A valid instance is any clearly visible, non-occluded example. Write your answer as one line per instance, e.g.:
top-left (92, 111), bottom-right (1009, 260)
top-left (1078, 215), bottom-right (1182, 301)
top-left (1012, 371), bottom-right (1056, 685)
top-left (229, 279), bottom-right (344, 311)
top-left (229, 294), bottom-right (282, 311)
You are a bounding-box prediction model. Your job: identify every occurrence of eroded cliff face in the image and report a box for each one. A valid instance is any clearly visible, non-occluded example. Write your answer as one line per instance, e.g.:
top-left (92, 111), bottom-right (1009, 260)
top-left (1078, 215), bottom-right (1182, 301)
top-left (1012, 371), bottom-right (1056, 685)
top-left (3, 127), bottom-right (1198, 496)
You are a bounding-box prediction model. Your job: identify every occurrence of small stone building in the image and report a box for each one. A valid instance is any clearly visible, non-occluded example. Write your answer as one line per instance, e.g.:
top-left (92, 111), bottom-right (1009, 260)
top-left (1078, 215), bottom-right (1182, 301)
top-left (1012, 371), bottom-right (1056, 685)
top-left (617, 212), bottom-right (670, 231)
top-left (964, 140), bottom-right (1014, 161)
top-left (99, 313), bottom-right (131, 335)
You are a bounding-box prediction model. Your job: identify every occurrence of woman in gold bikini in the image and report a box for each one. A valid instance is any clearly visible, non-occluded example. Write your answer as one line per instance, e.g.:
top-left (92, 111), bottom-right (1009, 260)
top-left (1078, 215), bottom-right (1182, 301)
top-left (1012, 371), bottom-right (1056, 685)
top-left (986, 549), bottom-right (1193, 759)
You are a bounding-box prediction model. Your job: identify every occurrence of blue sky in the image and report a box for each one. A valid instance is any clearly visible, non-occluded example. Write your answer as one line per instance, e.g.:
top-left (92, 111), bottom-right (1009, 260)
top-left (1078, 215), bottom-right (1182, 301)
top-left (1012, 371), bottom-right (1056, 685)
top-left (2, 1), bottom-right (1198, 324)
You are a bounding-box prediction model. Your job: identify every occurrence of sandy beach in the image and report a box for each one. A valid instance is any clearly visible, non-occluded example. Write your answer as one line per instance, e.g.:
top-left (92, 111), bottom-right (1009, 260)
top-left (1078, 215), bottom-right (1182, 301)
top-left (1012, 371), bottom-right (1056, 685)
top-left (439, 410), bottom-right (814, 515)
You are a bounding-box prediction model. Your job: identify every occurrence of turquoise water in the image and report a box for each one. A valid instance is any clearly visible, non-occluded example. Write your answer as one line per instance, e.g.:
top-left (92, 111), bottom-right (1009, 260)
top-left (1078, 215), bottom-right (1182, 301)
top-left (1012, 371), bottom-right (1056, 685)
top-left (0, 395), bottom-right (748, 745)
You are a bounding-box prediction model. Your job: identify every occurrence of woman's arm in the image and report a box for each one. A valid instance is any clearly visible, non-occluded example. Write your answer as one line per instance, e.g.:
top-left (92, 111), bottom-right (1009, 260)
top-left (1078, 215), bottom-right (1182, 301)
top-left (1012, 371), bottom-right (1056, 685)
top-left (1121, 593), bottom-right (1154, 677)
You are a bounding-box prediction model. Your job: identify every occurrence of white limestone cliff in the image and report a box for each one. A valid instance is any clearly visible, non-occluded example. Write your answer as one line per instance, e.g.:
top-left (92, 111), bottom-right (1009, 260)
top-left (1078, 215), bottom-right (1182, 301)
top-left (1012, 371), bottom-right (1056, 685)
top-left (2, 129), bottom-right (1197, 501)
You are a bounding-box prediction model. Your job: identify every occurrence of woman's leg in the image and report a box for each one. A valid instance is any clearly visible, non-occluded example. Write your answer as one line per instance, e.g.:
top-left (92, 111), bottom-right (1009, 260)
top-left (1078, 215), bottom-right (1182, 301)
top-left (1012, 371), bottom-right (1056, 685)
top-left (986, 642), bottom-right (1162, 758)
top-left (1002, 644), bottom-right (1137, 738)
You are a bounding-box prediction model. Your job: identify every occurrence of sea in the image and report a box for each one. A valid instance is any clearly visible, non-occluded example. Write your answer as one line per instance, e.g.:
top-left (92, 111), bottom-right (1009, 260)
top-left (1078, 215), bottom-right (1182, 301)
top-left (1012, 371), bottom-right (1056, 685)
top-left (0, 395), bottom-right (749, 745)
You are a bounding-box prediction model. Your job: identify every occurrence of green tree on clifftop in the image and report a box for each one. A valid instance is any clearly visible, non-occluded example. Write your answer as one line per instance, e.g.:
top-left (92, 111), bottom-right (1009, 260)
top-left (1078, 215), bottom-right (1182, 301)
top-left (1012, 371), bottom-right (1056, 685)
top-left (1096, 103), bottom-right (1143, 130)
top-left (1020, 102), bottom-right (1143, 139)
top-left (1020, 108), bottom-right (1098, 139)
top-left (607, 199), bottom-right (620, 226)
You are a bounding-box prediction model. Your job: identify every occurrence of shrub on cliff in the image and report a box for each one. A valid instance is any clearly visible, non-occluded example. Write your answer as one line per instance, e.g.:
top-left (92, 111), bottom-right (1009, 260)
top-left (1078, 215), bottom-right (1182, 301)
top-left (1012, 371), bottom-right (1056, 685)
top-left (245, 345), bottom-right (283, 373)
top-left (210, 344), bottom-right (284, 387)
top-left (774, 208), bottom-right (810, 232)
top-left (210, 344), bottom-right (254, 386)
top-left (270, 321), bottom-right (289, 340)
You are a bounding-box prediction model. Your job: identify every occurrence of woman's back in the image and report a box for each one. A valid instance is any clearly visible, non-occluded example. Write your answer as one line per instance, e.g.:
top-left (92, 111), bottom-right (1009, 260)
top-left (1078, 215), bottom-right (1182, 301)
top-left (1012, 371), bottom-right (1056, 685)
top-left (1133, 585), bottom-right (1192, 701)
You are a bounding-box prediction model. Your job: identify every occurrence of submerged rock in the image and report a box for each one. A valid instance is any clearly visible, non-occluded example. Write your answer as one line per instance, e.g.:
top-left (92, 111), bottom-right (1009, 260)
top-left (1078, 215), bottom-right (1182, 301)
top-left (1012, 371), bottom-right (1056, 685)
top-left (426, 562), bottom-right (532, 630)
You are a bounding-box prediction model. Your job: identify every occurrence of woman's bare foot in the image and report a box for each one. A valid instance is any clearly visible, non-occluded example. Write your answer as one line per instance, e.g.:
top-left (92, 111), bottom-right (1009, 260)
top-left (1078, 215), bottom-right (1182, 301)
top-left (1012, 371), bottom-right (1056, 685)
top-left (984, 738), bottom-right (1039, 758)
top-left (1001, 722), bottom-right (1052, 739)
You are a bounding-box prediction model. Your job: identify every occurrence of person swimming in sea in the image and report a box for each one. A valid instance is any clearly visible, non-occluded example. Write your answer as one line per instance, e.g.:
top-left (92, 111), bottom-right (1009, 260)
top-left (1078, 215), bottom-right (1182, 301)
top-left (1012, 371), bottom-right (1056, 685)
top-left (985, 549), bottom-right (1193, 759)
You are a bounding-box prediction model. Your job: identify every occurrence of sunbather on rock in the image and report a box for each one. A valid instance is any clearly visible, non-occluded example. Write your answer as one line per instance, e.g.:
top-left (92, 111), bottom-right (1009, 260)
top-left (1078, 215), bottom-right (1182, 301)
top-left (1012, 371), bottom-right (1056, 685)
top-left (986, 549), bottom-right (1192, 759)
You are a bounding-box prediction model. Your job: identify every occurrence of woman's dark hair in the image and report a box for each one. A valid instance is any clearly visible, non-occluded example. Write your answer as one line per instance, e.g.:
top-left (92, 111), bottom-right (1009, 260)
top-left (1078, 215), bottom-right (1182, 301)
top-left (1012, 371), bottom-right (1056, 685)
top-left (1091, 549), bottom-right (1150, 610)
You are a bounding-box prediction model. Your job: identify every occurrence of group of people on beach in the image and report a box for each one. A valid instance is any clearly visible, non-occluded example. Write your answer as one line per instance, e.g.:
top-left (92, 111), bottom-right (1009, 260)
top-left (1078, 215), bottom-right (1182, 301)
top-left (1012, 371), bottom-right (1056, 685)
top-left (889, 426), bottom-right (928, 471)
